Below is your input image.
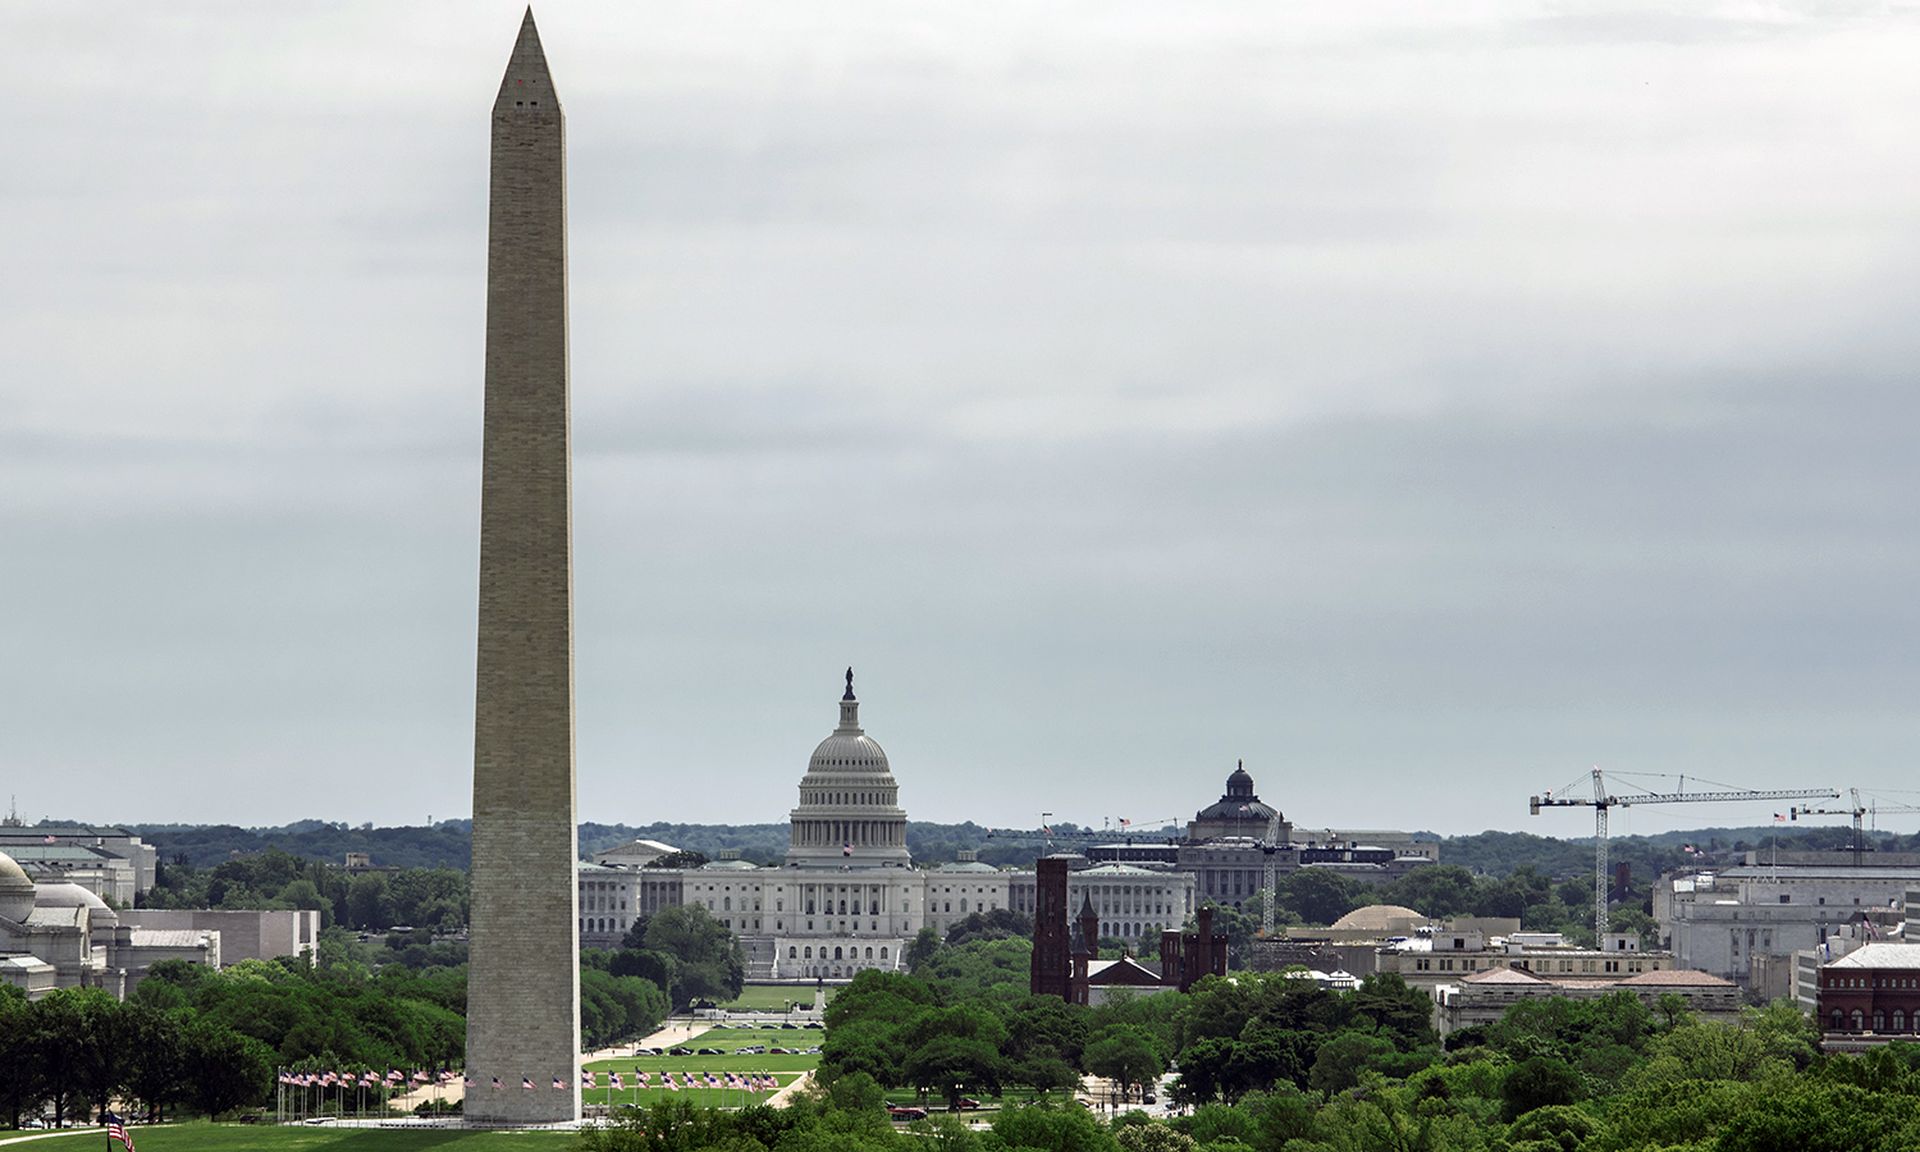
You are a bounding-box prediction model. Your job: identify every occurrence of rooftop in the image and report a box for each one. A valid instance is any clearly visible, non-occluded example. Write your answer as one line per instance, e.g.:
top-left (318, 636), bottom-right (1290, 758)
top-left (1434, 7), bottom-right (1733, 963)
top-left (1826, 943), bottom-right (1920, 970)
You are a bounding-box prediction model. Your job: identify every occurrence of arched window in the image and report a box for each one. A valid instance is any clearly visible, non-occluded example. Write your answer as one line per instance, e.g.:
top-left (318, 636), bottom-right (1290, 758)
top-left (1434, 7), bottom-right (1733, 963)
top-left (1834, 1010), bottom-right (1845, 1030)
top-left (834, 946), bottom-right (844, 960)
top-left (1852, 1010), bottom-right (1866, 1032)
top-left (1874, 1011), bottom-right (1886, 1032)
top-left (1895, 1010), bottom-right (1907, 1032)
top-left (880, 947), bottom-right (889, 960)
top-left (865, 947), bottom-right (874, 959)
top-left (838, 900), bottom-right (847, 914)
top-left (788, 946), bottom-right (797, 958)
top-left (804, 947), bottom-right (813, 959)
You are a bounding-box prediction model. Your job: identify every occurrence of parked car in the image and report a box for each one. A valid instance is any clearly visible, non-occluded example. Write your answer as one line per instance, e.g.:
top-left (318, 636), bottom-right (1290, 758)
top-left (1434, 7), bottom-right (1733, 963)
top-left (669, 1047), bottom-right (693, 1056)
top-left (956, 1097), bottom-right (982, 1110)
top-left (887, 1106), bottom-right (928, 1121)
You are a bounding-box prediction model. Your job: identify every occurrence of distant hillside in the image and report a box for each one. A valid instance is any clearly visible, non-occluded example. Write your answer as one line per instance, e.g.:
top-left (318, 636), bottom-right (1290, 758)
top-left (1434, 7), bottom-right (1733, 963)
top-left (130, 821), bottom-right (474, 870)
top-left (123, 818), bottom-right (1915, 875)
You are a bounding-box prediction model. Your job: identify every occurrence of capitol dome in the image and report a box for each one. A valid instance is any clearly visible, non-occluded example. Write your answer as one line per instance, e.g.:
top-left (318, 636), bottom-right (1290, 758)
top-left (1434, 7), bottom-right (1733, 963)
top-left (785, 669), bottom-right (911, 869)
top-left (0, 851), bottom-right (36, 924)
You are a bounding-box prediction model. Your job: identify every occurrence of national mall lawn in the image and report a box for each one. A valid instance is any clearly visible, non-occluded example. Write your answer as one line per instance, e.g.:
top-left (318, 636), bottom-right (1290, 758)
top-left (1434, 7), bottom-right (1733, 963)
top-left (582, 1024), bottom-right (820, 1108)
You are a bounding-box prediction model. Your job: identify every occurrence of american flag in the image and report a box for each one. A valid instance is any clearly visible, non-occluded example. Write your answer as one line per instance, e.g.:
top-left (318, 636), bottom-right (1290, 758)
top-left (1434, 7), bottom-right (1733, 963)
top-left (522, 1077), bottom-right (534, 1090)
top-left (552, 1077), bottom-right (565, 1090)
top-left (843, 843), bottom-right (853, 856)
top-left (491, 1077), bottom-right (503, 1090)
top-left (610, 1071), bottom-right (623, 1089)
top-left (103, 1111), bottom-right (135, 1152)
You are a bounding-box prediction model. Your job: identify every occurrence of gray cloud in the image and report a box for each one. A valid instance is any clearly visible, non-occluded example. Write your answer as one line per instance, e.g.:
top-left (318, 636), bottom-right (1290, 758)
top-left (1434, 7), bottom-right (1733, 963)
top-left (3, 1), bottom-right (1919, 835)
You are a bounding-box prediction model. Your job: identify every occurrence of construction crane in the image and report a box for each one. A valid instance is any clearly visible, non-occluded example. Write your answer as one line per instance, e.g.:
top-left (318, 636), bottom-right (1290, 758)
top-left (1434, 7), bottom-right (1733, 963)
top-left (1259, 812), bottom-right (1285, 936)
top-left (1791, 790), bottom-right (1920, 865)
top-left (1529, 767), bottom-right (1837, 942)
top-left (983, 815), bottom-right (1180, 849)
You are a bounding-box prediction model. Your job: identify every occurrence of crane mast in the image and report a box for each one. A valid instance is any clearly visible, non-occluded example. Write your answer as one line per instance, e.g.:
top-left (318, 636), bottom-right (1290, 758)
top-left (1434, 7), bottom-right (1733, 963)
top-left (1260, 812), bottom-right (1284, 936)
top-left (1529, 767), bottom-right (1836, 942)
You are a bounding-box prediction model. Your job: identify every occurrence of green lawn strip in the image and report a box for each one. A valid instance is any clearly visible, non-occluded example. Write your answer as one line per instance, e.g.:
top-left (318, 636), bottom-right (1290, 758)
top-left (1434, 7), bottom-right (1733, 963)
top-left (718, 984), bottom-right (828, 1012)
top-left (582, 1025), bottom-right (815, 1110)
top-left (1, 1125), bottom-right (574, 1150)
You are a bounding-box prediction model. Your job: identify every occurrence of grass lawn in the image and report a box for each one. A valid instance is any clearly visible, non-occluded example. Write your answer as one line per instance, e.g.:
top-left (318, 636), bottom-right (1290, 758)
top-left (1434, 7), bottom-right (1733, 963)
top-left (0, 1124), bottom-right (575, 1150)
top-left (718, 984), bottom-right (832, 1012)
top-left (582, 1025), bottom-right (820, 1109)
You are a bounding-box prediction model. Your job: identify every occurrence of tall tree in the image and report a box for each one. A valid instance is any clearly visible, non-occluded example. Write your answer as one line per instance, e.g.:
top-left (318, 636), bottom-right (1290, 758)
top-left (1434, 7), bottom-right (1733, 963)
top-left (0, 987), bottom-right (45, 1130)
top-left (642, 904), bottom-right (746, 1005)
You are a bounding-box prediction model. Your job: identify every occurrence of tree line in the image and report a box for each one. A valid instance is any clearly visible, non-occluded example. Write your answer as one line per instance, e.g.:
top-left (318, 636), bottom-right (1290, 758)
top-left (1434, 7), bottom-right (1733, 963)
top-left (143, 848), bottom-right (469, 935)
top-left (0, 901), bottom-right (757, 1128)
top-left (120, 815), bottom-right (1874, 880)
top-left (693, 939), bottom-right (1920, 1152)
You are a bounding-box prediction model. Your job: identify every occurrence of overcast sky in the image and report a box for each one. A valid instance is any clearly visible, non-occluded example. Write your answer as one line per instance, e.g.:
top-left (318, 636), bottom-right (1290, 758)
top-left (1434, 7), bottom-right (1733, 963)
top-left (4, 1), bottom-right (1919, 839)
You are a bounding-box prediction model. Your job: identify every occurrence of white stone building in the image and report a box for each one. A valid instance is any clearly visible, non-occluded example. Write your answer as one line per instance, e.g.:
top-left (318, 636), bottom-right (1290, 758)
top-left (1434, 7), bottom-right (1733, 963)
top-left (1657, 865), bottom-right (1916, 993)
top-left (580, 674), bottom-right (931, 980)
top-left (0, 852), bottom-right (220, 1000)
top-left (1008, 861), bottom-right (1196, 952)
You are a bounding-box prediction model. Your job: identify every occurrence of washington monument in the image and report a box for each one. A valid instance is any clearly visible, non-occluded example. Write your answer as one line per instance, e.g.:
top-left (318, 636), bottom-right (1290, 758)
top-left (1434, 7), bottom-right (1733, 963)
top-left (466, 9), bottom-right (580, 1125)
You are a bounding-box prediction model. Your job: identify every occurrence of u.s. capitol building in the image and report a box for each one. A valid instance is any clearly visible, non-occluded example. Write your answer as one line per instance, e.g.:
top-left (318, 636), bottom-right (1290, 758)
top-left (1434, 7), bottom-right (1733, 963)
top-left (578, 671), bottom-right (1196, 981)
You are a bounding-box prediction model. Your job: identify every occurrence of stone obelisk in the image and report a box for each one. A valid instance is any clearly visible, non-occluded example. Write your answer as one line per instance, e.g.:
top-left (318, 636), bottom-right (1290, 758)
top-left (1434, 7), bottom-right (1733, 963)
top-left (466, 8), bottom-right (579, 1125)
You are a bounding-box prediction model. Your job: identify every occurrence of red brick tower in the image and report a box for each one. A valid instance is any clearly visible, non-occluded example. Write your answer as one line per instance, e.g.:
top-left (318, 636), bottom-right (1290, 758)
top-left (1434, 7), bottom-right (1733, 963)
top-left (1030, 856), bottom-right (1071, 999)
top-left (1070, 890), bottom-right (1099, 1005)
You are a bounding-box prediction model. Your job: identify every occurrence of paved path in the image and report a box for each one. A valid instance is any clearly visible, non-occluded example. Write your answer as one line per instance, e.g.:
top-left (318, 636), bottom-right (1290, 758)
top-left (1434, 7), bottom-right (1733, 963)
top-left (0, 1132), bottom-right (114, 1147)
top-left (764, 1069), bottom-right (814, 1108)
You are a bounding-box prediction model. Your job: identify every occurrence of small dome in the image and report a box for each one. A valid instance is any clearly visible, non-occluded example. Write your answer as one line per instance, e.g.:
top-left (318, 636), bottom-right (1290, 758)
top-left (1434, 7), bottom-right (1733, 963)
top-left (34, 882), bottom-right (110, 910)
top-left (0, 853), bottom-right (36, 923)
top-left (1330, 904), bottom-right (1425, 932)
top-left (34, 881), bottom-right (117, 927)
